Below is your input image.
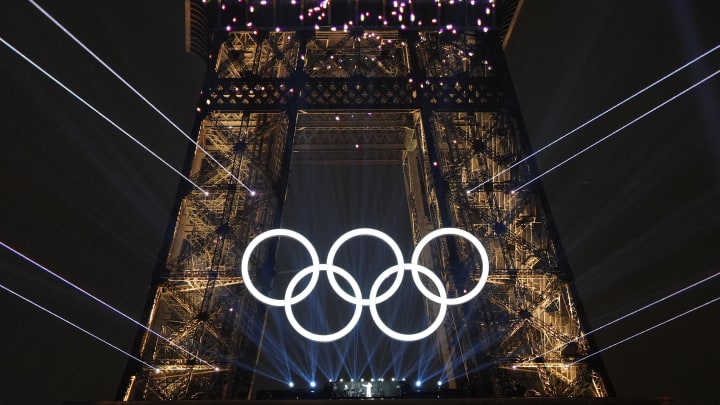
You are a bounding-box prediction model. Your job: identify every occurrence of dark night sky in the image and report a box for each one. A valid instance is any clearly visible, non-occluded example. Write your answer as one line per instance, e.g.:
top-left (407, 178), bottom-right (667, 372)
top-left (1, 1), bottom-right (719, 405)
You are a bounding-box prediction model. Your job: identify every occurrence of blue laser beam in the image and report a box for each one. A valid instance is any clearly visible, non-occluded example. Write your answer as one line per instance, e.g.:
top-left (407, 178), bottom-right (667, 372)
top-left (467, 43), bottom-right (720, 194)
top-left (0, 35), bottom-right (208, 196)
top-left (27, 0), bottom-right (255, 195)
top-left (571, 295), bottom-right (720, 365)
top-left (530, 271), bottom-right (719, 362)
top-left (0, 282), bottom-right (158, 371)
top-left (511, 68), bottom-right (720, 193)
top-left (0, 241), bottom-right (215, 369)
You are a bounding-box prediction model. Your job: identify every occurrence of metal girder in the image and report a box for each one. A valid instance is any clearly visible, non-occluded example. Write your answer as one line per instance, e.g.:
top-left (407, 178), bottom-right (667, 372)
top-left (125, 109), bottom-right (287, 400)
top-left (216, 31), bottom-right (299, 78)
top-left (202, 76), bottom-right (502, 111)
top-left (125, 24), bottom-right (609, 400)
top-left (417, 104), bottom-right (606, 396)
top-left (415, 31), bottom-right (495, 78)
top-left (305, 30), bottom-right (408, 77)
top-left (293, 110), bottom-right (413, 164)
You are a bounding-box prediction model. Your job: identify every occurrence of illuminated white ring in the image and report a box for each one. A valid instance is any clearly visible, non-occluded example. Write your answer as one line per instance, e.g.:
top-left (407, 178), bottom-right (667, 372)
top-left (241, 229), bottom-right (321, 307)
top-left (284, 264), bottom-right (364, 342)
top-left (368, 263), bottom-right (447, 341)
top-left (410, 228), bottom-right (490, 305)
top-left (326, 228), bottom-right (405, 305)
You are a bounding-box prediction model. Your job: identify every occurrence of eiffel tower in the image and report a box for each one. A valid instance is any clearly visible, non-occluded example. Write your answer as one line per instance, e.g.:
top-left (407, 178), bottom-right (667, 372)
top-left (121, 1), bottom-right (611, 400)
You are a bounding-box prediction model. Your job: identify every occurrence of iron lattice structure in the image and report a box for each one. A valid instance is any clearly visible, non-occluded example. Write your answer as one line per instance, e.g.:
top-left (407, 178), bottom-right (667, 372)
top-left (122, 1), bottom-right (610, 400)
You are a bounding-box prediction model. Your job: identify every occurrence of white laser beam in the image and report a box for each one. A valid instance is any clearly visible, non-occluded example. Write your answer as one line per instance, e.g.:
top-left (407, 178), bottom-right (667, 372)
top-left (511, 68), bottom-right (720, 193)
top-left (0, 35), bottom-right (208, 195)
top-left (468, 43), bottom-right (720, 194)
top-left (0, 282), bottom-right (158, 371)
top-left (0, 240), bottom-right (215, 368)
top-left (528, 271), bottom-right (719, 362)
top-left (27, 0), bottom-right (255, 195)
top-left (571, 296), bottom-right (720, 365)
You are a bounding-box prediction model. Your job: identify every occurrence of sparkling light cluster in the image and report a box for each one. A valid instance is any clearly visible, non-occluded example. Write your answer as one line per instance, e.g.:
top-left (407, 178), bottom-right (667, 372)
top-left (208, 0), bottom-right (497, 33)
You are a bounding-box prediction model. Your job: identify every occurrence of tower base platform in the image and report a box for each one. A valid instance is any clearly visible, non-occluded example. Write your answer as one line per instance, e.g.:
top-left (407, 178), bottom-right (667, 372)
top-left (66, 397), bottom-right (669, 405)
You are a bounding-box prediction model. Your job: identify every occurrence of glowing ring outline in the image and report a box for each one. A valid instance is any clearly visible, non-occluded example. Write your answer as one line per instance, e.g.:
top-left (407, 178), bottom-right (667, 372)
top-left (326, 228), bottom-right (405, 305)
top-left (240, 229), bottom-right (321, 307)
top-left (368, 263), bottom-right (447, 341)
top-left (240, 227), bottom-right (490, 342)
top-left (284, 264), bottom-right (364, 342)
top-left (410, 228), bottom-right (490, 305)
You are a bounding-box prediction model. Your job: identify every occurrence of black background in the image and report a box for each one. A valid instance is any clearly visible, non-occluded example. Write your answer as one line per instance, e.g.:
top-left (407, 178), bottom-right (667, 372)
top-left (1, 1), bottom-right (718, 404)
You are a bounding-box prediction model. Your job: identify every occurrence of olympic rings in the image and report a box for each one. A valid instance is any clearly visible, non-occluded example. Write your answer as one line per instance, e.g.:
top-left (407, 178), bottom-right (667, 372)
top-left (240, 227), bottom-right (489, 342)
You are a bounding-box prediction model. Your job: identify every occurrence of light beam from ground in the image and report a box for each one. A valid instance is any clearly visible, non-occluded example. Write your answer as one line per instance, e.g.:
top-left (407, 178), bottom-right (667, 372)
top-left (26, 0), bottom-right (255, 195)
top-left (0, 35), bottom-right (209, 195)
top-left (467, 42), bottom-right (720, 194)
top-left (511, 68), bottom-right (720, 193)
top-left (0, 282), bottom-right (158, 371)
top-left (0, 240), bottom-right (216, 369)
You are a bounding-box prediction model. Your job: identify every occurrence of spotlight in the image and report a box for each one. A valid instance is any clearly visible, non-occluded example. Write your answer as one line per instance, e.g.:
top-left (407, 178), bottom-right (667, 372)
top-left (288, 382), bottom-right (294, 388)
top-left (309, 381), bottom-right (316, 388)
top-left (415, 380), bottom-right (422, 387)
top-left (437, 380), bottom-right (442, 386)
